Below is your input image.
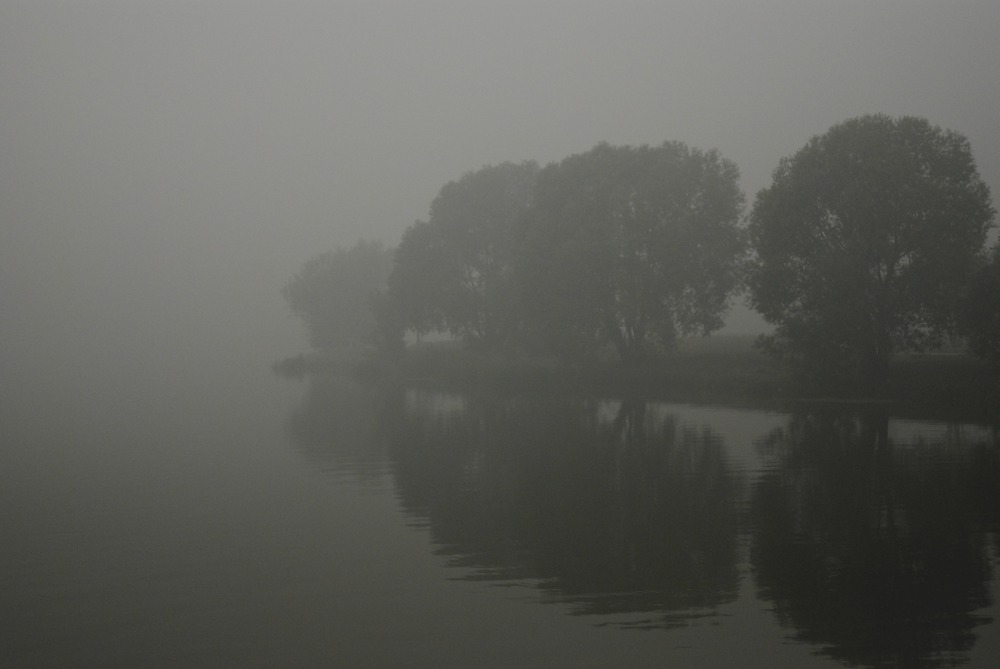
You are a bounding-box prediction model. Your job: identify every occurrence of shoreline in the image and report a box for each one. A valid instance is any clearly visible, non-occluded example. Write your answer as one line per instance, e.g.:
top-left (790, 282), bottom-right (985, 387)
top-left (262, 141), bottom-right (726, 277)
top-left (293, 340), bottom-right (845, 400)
top-left (275, 336), bottom-right (1000, 424)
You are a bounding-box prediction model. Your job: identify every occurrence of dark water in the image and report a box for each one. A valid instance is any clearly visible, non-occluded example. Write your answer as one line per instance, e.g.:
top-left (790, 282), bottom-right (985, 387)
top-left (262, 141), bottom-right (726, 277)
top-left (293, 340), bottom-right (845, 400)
top-left (2, 361), bottom-right (999, 668)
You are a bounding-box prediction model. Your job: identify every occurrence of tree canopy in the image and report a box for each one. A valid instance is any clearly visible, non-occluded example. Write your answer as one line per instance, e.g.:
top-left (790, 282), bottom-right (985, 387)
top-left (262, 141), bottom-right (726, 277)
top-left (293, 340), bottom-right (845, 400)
top-left (282, 239), bottom-right (394, 352)
top-left (962, 242), bottom-right (1000, 363)
top-left (747, 114), bottom-right (995, 384)
top-left (386, 161), bottom-right (539, 350)
top-left (287, 116), bottom-right (999, 380)
top-left (518, 142), bottom-right (746, 364)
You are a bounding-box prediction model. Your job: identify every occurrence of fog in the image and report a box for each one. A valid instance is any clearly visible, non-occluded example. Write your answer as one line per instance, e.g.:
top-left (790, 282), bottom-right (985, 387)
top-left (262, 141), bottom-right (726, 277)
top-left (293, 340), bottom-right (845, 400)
top-left (4, 5), bottom-right (1000, 665)
top-left (3, 1), bottom-right (999, 381)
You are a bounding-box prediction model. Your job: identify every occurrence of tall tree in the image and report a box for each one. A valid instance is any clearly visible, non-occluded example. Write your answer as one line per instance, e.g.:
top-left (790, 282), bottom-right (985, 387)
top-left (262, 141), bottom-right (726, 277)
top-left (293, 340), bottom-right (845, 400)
top-left (747, 115), bottom-right (995, 385)
top-left (282, 239), bottom-right (393, 353)
top-left (962, 242), bottom-right (1000, 362)
top-left (386, 161), bottom-right (539, 350)
top-left (385, 221), bottom-right (449, 339)
top-left (519, 142), bottom-right (745, 364)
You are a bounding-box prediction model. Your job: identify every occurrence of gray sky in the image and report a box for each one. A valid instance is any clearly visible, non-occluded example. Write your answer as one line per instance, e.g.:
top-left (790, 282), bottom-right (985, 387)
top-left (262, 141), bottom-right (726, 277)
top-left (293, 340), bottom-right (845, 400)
top-left (2, 1), bottom-right (999, 374)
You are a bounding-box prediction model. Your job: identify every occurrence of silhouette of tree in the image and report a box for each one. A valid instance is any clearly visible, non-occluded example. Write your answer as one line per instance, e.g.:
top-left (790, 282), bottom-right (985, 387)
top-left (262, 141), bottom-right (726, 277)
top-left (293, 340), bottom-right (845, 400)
top-left (385, 220), bottom-right (449, 338)
top-left (282, 239), bottom-right (393, 353)
top-left (748, 115), bottom-right (995, 387)
top-left (519, 142), bottom-right (745, 364)
top-left (387, 161), bottom-right (539, 350)
top-left (962, 241), bottom-right (1000, 362)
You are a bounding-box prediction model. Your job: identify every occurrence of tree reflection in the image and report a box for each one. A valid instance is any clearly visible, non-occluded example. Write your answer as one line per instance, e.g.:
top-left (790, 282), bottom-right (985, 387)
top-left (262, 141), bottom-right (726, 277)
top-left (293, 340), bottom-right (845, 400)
top-left (385, 392), bottom-right (744, 629)
top-left (285, 376), bottom-right (1000, 651)
top-left (284, 374), bottom-right (402, 484)
top-left (751, 408), bottom-right (1000, 668)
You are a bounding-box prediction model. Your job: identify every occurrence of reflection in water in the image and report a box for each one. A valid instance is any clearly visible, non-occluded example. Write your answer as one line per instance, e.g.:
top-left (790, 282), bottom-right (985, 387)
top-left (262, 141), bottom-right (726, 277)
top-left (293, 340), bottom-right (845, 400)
top-left (288, 378), bottom-right (744, 629)
top-left (752, 409), bottom-right (1000, 668)
top-left (285, 376), bottom-right (1000, 664)
top-left (389, 393), bottom-right (744, 629)
top-left (284, 374), bottom-right (400, 486)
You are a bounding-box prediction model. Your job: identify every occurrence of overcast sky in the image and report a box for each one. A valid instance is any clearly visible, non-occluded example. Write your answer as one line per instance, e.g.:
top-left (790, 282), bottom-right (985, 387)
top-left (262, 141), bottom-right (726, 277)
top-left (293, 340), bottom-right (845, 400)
top-left (2, 1), bottom-right (999, 377)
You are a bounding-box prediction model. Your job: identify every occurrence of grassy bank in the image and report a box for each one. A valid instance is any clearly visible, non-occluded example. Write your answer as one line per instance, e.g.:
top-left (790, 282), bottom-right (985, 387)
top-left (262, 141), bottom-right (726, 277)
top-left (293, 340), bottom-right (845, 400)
top-left (391, 337), bottom-right (785, 403)
top-left (280, 336), bottom-right (1000, 422)
top-left (883, 353), bottom-right (1000, 421)
top-left (373, 336), bottom-right (784, 407)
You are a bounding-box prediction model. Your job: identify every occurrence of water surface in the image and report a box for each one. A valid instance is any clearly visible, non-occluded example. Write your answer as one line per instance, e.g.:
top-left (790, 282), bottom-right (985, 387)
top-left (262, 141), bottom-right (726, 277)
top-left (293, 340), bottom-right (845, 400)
top-left (2, 361), bottom-right (999, 667)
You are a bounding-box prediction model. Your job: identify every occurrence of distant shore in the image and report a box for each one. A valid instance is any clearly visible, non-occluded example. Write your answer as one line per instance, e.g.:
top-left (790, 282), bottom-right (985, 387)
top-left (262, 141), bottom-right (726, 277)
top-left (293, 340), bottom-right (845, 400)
top-left (275, 335), bottom-right (1000, 423)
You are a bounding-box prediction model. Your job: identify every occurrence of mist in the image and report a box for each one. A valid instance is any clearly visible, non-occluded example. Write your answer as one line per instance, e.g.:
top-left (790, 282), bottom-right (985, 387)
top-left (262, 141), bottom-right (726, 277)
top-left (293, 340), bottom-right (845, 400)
top-left (4, 4), bottom-right (1000, 666)
top-left (3, 1), bottom-right (999, 383)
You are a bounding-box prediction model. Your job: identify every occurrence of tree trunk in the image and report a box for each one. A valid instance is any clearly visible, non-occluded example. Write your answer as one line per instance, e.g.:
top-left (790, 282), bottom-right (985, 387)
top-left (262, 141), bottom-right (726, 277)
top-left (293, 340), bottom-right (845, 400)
top-left (862, 329), bottom-right (891, 393)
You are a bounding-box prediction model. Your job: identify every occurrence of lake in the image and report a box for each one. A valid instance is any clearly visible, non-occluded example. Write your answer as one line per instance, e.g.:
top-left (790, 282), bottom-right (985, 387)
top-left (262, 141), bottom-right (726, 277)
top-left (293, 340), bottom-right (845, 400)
top-left (2, 358), bottom-right (999, 668)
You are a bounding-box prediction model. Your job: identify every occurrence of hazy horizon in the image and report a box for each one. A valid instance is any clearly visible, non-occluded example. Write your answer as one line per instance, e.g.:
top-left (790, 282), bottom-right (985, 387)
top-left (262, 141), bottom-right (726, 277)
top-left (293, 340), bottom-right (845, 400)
top-left (3, 1), bottom-right (999, 381)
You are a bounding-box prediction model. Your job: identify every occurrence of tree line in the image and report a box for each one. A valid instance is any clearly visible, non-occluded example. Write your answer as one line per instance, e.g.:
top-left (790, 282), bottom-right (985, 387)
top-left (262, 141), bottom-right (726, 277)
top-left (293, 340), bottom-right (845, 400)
top-left (284, 114), bottom-right (999, 386)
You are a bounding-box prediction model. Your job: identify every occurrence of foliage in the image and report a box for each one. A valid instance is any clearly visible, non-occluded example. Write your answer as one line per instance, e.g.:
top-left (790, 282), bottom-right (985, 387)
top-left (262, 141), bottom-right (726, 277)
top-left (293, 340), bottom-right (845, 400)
top-left (386, 161), bottom-right (539, 350)
top-left (385, 221), bottom-right (449, 337)
top-left (282, 239), bottom-right (394, 352)
top-left (518, 142), bottom-right (745, 364)
top-left (747, 114), bottom-right (995, 386)
top-left (962, 242), bottom-right (1000, 362)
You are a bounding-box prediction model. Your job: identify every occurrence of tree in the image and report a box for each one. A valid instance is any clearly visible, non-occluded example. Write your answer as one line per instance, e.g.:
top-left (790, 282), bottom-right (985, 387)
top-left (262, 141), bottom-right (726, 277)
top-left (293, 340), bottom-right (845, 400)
top-left (386, 161), bottom-right (539, 350)
top-left (962, 242), bottom-right (1000, 362)
top-left (747, 115), bottom-right (995, 386)
top-left (518, 142), bottom-right (745, 364)
top-left (282, 239), bottom-right (394, 353)
top-left (385, 220), bottom-right (449, 339)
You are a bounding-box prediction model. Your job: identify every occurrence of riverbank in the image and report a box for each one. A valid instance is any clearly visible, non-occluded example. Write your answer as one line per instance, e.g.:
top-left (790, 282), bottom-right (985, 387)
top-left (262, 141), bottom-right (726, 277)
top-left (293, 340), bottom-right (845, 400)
top-left (277, 336), bottom-right (1000, 423)
top-left (386, 336), bottom-right (784, 403)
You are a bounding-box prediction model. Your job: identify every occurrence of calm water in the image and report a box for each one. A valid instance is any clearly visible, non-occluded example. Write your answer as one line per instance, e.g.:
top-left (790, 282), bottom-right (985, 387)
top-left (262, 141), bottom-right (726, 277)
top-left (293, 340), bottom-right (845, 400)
top-left (2, 359), bottom-right (999, 668)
